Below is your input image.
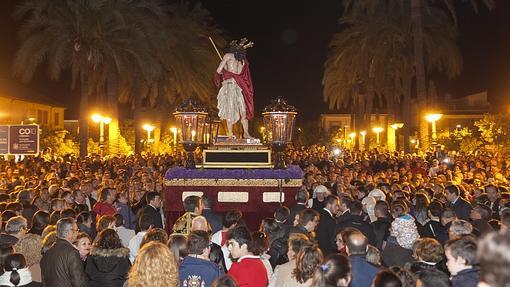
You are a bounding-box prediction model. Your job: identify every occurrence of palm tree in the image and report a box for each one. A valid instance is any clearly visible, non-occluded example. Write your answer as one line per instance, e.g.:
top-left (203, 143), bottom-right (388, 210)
top-left (324, 2), bottom-right (462, 151)
top-left (118, 2), bottom-right (225, 153)
top-left (13, 0), bottom-right (167, 157)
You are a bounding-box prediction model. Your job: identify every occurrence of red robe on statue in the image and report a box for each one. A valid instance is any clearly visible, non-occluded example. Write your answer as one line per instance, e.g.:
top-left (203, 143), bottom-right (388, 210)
top-left (214, 60), bottom-right (254, 120)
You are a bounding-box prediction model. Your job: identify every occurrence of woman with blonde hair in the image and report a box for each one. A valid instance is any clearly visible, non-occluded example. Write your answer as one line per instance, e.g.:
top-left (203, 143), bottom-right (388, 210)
top-left (14, 234), bottom-right (43, 282)
top-left (126, 242), bottom-right (178, 287)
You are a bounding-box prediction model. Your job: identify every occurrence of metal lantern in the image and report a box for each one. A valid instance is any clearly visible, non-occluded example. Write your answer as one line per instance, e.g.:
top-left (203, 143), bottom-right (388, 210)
top-left (173, 98), bottom-right (209, 168)
top-left (262, 97), bottom-right (297, 169)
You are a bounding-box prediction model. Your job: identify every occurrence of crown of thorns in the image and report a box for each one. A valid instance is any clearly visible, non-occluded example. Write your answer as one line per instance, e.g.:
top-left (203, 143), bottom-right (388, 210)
top-left (229, 38), bottom-right (254, 50)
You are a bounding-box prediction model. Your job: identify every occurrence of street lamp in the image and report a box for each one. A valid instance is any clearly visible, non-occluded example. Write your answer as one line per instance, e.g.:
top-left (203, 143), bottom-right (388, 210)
top-left (390, 122), bottom-right (404, 151)
top-left (360, 130), bottom-right (367, 149)
top-left (173, 98), bottom-right (208, 169)
top-left (142, 124), bottom-right (155, 145)
top-left (425, 113), bottom-right (443, 145)
top-left (91, 113), bottom-right (112, 156)
top-left (170, 127), bottom-right (178, 147)
top-left (372, 126), bottom-right (384, 145)
top-left (263, 97), bottom-right (297, 169)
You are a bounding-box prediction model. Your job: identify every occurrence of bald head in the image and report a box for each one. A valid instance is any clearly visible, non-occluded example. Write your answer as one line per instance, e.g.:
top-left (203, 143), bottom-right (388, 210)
top-left (346, 231), bottom-right (368, 255)
top-left (191, 216), bottom-right (210, 232)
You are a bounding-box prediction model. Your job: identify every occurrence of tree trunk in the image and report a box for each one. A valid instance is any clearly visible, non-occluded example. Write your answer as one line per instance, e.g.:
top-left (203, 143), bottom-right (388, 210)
top-left (134, 83), bottom-right (143, 154)
top-left (79, 74), bottom-right (89, 158)
top-left (411, 0), bottom-right (429, 150)
top-left (107, 72), bottom-right (120, 155)
top-left (402, 71), bottom-right (412, 153)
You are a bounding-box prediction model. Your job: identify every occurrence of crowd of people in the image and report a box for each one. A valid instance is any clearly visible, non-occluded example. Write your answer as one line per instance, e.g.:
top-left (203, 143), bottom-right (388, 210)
top-left (0, 146), bottom-right (508, 287)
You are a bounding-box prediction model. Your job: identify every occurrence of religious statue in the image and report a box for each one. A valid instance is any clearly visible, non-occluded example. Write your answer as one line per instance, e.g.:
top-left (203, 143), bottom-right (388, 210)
top-left (213, 38), bottom-right (254, 139)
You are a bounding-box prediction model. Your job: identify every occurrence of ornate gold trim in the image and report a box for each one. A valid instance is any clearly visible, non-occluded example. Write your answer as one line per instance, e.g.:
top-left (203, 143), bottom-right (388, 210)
top-left (164, 178), bottom-right (302, 187)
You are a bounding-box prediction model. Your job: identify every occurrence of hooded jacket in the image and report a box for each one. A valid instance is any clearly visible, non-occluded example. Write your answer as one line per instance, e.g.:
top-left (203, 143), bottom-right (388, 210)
top-left (85, 247), bottom-right (130, 287)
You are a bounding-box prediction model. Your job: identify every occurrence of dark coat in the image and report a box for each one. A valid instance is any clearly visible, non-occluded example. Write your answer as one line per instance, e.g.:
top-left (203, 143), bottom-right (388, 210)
top-left (268, 230), bottom-right (289, 268)
top-left (203, 208), bottom-right (222, 234)
top-left (41, 238), bottom-right (88, 287)
top-left (451, 268), bottom-right (480, 287)
top-left (337, 214), bottom-right (376, 246)
top-left (85, 247), bottom-right (130, 287)
top-left (419, 220), bottom-right (448, 245)
top-left (140, 204), bottom-right (163, 229)
top-left (449, 197), bottom-right (472, 220)
top-left (381, 240), bottom-right (414, 268)
top-left (210, 242), bottom-right (227, 273)
top-left (471, 219), bottom-right (494, 237)
top-left (350, 255), bottom-right (379, 287)
top-left (371, 217), bottom-right (391, 250)
top-left (317, 209), bottom-right (337, 256)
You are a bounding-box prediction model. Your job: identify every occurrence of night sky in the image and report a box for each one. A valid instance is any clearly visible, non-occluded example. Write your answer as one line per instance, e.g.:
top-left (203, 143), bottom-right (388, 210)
top-left (1, 0), bottom-right (509, 122)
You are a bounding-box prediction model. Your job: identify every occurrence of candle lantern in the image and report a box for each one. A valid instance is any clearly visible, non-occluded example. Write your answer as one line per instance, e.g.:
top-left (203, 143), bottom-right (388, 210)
top-left (173, 98), bottom-right (208, 168)
top-left (262, 97), bottom-right (297, 169)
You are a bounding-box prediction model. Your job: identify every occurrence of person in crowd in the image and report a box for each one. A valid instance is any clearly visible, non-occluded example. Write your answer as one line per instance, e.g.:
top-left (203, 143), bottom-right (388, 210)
top-left (345, 231), bottom-right (379, 287)
top-left (191, 216), bottom-right (226, 271)
top-left (251, 231), bottom-right (273, 280)
top-left (114, 214), bottom-right (135, 248)
top-left (0, 253), bottom-right (42, 287)
top-left (289, 209), bottom-right (319, 241)
top-left (317, 195), bottom-right (340, 256)
top-left (14, 234), bottom-right (42, 283)
top-left (408, 238), bottom-right (447, 275)
top-left (415, 269), bottom-right (451, 287)
top-left (173, 195), bottom-right (202, 235)
top-left (76, 211), bottom-right (95, 240)
top-left (41, 231), bottom-right (56, 255)
top-left (27, 211), bottom-right (49, 236)
top-left (114, 192), bottom-right (136, 230)
top-left (260, 218), bottom-right (288, 268)
top-left (227, 225), bottom-right (268, 287)
top-left (201, 195), bottom-right (222, 234)
top-left (445, 185), bottom-right (472, 221)
top-left (371, 200), bottom-right (391, 250)
top-left (139, 191), bottom-right (163, 231)
top-left (128, 214), bottom-right (153, 263)
top-left (40, 217), bottom-right (87, 287)
top-left (366, 245), bottom-right (381, 266)
top-left (337, 200), bottom-right (375, 245)
top-left (3, 216), bottom-right (28, 246)
top-left (372, 270), bottom-right (402, 287)
top-left (477, 230), bottom-right (510, 287)
top-left (469, 204), bottom-right (494, 236)
top-left (382, 204), bottom-right (419, 267)
top-left (74, 233), bottom-right (91, 264)
top-left (420, 201), bottom-right (448, 244)
top-left (93, 188), bottom-right (117, 217)
top-left (126, 242), bottom-right (178, 287)
top-left (270, 233), bottom-right (311, 287)
top-left (312, 254), bottom-right (351, 287)
top-left (445, 235), bottom-right (479, 287)
top-left (312, 185), bottom-right (329, 212)
top-left (285, 244), bottom-right (323, 286)
top-left (167, 234), bottom-right (188, 265)
top-left (179, 230), bottom-right (224, 287)
top-left (85, 228), bottom-right (130, 287)
top-left (212, 210), bottom-right (243, 271)
top-left (389, 267), bottom-right (416, 287)
top-left (287, 189), bottom-right (309, 226)
top-left (448, 219), bottom-right (473, 240)
top-left (139, 228), bottom-right (168, 248)
top-left (96, 215), bottom-right (116, 234)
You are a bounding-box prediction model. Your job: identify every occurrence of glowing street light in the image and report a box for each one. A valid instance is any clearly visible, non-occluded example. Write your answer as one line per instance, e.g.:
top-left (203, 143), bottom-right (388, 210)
top-left (372, 127), bottom-right (384, 145)
top-left (90, 113), bottom-right (112, 156)
top-left (425, 113), bottom-right (443, 144)
top-left (170, 127), bottom-right (178, 146)
top-left (390, 122), bottom-right (404, 130)
top-left (142, 124), bottom-right (155, 144)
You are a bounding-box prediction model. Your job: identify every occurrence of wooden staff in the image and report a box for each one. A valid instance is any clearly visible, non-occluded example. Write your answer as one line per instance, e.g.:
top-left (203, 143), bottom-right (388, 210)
top-left (209, 37), bottom-right (222, 61)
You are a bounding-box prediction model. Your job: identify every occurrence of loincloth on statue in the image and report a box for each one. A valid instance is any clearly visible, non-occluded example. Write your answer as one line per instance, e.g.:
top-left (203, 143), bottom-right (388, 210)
top-left (217, 78), bottom-right (247, 123)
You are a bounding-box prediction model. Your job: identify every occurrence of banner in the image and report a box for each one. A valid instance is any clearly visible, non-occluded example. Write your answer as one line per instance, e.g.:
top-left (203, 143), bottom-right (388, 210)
top-left (0, 125), bottom-right (39, 155)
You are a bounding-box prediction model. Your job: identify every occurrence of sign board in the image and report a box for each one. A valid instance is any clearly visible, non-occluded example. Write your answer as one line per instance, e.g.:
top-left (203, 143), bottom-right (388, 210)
top-left (0, 126), bottom-right (7, 154)
top-left (0, 125), bottom-right (39, 155)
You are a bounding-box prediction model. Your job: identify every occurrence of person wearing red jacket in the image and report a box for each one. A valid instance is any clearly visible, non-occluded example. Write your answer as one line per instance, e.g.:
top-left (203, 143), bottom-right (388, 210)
top-left (93, 188), bottom-right (117, 217)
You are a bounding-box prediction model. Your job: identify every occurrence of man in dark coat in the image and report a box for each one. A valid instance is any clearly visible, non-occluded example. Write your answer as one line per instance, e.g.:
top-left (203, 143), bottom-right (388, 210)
top-left (289, 208), bottom-right (319, 242)
top-left (317, 195), bottom-right (340, 256)
top-left (139, 191), bottom-right (163, 229)
top-left (287, 189), bottom-right (308, 226)
top-left (445, 184), bottom-right (472, 220)
top-left (201, 195), bottom-right (222, 234)
top-left (41, 217), bottom-right (88, 287)
top-left (370, 201), bottom-right (391, 250)
top-left (337, 200), bottom-right (376, 246)
top-left (346, 231), bottom-right (379, 287)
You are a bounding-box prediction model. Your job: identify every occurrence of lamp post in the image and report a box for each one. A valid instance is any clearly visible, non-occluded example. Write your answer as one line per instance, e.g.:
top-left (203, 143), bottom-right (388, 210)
top-left (263, 97), bottom-right (297, 169)
top-left (372, 126), bottom-right (384, 146)
top-left (348, 132), bottom-right (356, 149)
top-left (173, 98), bottom-right (208, 169)
top-left (142, 123), bottom-right (155, 145)
top-left (91, 113), bottom-right (112, 156)
top-left (390, 122), bottom-right (404, 151)
top-left (170, 127), bottom-right (178, 147)
top-left (425, 113), bottom-right (442, 145)
top-left (360, 130), bottom-right (366, 150)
